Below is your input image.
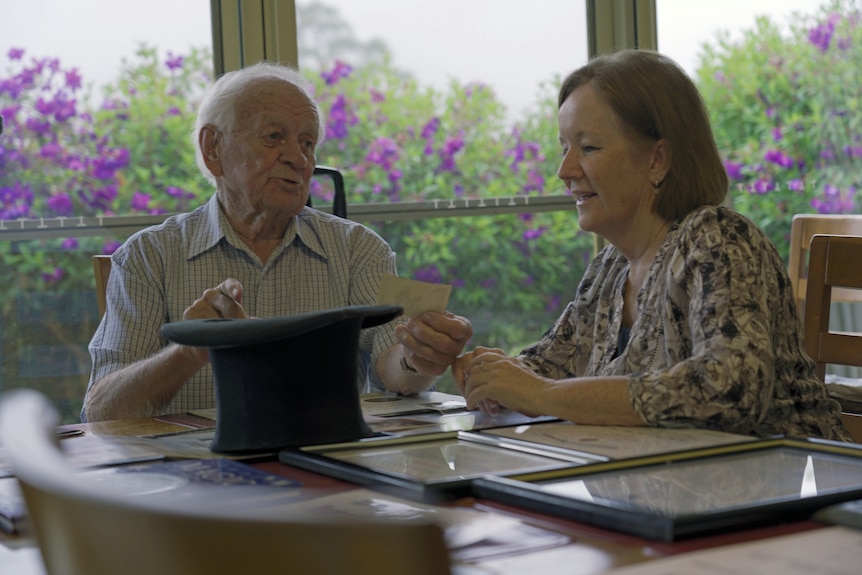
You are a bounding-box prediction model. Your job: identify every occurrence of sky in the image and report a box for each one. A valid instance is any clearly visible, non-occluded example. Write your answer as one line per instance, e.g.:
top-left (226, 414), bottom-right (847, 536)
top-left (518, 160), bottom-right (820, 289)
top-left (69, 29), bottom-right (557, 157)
top-left (0, 0), bottom-right (832, 120)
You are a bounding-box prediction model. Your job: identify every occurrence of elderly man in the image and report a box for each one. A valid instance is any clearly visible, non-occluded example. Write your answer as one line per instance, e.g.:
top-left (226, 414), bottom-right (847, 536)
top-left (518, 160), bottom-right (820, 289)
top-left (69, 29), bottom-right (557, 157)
top-left (82, 62), bottom-right (472, 422)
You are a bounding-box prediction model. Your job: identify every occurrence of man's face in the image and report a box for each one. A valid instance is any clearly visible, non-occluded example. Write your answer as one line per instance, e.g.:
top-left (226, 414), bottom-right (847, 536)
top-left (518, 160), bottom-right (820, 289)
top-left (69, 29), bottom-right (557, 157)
top-left (209, 79), bottom-right (318, 222)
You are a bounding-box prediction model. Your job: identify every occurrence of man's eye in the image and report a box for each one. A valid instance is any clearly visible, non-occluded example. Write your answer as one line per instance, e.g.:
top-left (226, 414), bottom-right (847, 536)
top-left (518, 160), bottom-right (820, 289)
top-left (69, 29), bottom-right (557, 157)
top-left (265, 132), bottom-right (282, 142)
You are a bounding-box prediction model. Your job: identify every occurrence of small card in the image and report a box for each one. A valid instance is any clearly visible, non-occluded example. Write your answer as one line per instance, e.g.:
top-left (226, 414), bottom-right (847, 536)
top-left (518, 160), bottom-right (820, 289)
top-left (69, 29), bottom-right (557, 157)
top-left (375, 274), bottom-right (452, 318)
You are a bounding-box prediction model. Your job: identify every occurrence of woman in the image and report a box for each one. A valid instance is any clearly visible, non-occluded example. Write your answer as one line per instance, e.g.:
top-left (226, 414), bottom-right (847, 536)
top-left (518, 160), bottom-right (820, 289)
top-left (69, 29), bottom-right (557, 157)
top-left (454, 49), bottom-right (851, 441)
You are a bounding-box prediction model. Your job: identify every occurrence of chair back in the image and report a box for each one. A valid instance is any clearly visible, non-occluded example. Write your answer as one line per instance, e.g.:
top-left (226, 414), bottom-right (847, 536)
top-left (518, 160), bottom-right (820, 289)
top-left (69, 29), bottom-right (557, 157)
top-left (308, 165), bottom-right (347, 219)
top-left (803, 234), bottom-right (862, 381)
top-left (788, 214), bottom-right (862, 313)
top-left (0, 389), bottom-right (452, 575)
top-left (92, 254), bottom-right (112, 319)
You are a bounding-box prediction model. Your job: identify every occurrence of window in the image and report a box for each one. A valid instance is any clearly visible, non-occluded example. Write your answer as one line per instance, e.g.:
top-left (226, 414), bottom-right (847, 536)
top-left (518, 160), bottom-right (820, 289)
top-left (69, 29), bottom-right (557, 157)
top-left (0, 1), bottom-right (592, 421)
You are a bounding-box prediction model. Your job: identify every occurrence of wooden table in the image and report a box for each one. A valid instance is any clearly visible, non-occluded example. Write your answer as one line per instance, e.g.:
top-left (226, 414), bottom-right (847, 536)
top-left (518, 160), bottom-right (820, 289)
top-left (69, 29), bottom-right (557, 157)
top-left (1, 415), bottom-right (832, 575)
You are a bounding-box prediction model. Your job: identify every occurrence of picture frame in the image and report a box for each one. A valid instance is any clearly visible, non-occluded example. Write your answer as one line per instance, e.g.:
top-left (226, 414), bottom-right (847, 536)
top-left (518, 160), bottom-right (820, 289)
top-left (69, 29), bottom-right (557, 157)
top-left (278, 430), bottom-right (604, 502)
top-left (472, 437), bottom-right (862, 541)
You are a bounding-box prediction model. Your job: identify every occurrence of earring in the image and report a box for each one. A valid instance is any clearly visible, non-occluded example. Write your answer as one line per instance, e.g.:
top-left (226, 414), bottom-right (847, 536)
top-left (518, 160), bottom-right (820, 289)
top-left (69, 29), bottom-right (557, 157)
top-left (652, 178), bottom-right (661, 189)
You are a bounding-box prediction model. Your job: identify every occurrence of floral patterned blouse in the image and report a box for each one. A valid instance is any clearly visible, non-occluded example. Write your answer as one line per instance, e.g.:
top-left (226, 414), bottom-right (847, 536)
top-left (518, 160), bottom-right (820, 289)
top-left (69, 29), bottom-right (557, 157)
top-left (520, 206), bottom-right (851, 441)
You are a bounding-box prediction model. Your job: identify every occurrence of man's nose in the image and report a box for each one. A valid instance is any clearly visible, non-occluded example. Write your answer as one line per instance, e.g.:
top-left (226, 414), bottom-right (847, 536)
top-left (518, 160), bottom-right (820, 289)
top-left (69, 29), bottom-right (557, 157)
top-left (278, 140), bottom-right (307, 166)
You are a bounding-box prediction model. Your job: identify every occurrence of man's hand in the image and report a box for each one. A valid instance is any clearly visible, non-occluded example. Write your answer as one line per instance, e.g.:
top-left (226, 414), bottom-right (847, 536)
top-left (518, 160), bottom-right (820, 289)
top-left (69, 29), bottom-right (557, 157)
top-left (395, 311), bottom-right (472, 376)
top-left (181, 278), bottom-right (248, 364)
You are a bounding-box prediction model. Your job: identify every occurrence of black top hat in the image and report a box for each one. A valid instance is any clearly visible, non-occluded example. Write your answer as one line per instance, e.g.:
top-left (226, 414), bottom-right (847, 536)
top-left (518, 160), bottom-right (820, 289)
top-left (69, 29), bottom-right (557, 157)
top-left (161, 305), bottom-right (403, 453)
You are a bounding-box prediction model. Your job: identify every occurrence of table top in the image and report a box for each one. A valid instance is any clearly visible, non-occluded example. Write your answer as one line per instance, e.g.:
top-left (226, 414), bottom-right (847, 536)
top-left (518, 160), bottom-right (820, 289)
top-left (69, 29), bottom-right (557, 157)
top-left (0, 413), bottom-right (845, 575)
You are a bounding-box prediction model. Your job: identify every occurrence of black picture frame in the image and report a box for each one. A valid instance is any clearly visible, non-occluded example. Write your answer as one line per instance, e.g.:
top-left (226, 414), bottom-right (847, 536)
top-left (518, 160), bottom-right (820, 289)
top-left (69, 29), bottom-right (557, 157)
top-left (472, 437), bottom-right (862, 541)
top-left (278, 430), bottom-right (602, 503)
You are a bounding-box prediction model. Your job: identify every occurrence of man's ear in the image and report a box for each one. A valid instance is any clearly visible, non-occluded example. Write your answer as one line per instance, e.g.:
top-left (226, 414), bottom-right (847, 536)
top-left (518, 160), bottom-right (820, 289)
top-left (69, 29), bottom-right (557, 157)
top-left (200, 126), bottom-right (223, 177)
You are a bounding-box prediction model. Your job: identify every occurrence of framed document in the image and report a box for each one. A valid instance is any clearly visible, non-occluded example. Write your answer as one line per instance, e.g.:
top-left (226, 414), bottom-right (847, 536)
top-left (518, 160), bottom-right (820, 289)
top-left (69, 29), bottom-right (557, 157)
top-left (480, 421), bottom-right (756, 460)
top-left (279, 431), bottom-right (601, 502)
top-left (472, 437), bottom-right (862, 541)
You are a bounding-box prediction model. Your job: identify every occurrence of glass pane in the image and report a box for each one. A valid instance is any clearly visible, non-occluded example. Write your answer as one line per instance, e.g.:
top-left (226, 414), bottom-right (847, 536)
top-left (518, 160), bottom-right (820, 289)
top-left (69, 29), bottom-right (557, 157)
top-left (299, 1), bottom-right (591, 394)
top-left (0, 0), bottom-right (212, 422)
top-left (658, 0), bottom-right (862, 378)
top-left (657, 0), bottom-right (862, 262)
top-left (300, 0), bottom-right (588, 203)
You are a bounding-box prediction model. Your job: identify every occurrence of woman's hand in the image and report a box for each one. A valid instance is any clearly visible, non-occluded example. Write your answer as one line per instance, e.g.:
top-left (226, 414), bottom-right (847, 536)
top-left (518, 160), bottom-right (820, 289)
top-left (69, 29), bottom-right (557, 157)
top-left (457, 347), bottom-right (553, 417)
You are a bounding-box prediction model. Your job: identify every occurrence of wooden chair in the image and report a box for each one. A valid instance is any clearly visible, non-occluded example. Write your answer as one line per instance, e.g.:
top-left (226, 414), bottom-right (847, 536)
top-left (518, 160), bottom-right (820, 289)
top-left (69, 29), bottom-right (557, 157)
top-left (788, 214), bottom-right (862, 313)
top-left (803, 234), bottom-right (862, 442)
top-left (0, 388), bottom-right (452, 575)
top-left (92, 254), bottom-right (112, 319)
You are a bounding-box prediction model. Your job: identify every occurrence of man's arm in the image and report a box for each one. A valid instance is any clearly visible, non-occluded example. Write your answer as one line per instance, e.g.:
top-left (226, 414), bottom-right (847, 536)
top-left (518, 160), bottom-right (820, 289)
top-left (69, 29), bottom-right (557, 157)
top-left (83, 344), bottom-right (207, 421)
top-left (84, 278), bottom-right (248, 422)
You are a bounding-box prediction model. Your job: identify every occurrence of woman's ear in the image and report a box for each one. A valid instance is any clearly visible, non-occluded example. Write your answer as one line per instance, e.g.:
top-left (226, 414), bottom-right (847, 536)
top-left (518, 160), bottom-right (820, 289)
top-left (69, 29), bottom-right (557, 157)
top-left (200, 126), bottom-right (223, 177)
top-left (650, 138), bottom-right (672, 184)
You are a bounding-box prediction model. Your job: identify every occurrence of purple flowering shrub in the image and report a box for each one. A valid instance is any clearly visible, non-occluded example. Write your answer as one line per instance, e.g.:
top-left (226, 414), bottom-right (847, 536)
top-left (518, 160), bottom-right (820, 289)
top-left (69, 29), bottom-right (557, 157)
top-left (697, 1), bottom-right (862, 262)
top-left (0, 45), bottom-right (212, 304)
top-left (308, 60), bottom-right (593, 350)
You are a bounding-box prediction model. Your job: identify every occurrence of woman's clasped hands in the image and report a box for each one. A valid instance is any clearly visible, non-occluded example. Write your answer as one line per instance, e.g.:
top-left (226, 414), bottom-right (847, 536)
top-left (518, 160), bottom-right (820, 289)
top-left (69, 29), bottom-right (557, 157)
top-left (453, 346), bottom-right (553, 417)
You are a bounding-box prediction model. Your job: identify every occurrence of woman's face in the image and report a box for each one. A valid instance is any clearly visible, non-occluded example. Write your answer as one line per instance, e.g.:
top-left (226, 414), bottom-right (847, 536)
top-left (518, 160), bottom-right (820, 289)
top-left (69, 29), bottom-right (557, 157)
top-left (557, 83), bottom-right (663, 244)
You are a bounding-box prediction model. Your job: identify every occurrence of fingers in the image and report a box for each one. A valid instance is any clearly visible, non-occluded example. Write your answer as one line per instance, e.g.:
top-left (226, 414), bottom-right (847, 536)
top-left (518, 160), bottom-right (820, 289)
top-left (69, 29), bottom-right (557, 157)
top-left (183, 278), bottom-right (247, 321)
top-left (396, 313), bottom-right (473, 372)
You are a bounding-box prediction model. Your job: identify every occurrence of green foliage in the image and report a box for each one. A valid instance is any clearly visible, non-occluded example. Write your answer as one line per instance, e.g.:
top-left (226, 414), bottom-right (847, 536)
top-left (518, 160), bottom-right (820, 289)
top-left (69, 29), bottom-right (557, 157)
top-left (696, 0), bottom-right (862, 262)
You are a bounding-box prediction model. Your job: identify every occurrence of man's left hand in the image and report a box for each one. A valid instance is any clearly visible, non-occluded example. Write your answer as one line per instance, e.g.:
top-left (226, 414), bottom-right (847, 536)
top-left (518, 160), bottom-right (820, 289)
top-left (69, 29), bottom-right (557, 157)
top-left (395, 311), bottom-right (472, 376)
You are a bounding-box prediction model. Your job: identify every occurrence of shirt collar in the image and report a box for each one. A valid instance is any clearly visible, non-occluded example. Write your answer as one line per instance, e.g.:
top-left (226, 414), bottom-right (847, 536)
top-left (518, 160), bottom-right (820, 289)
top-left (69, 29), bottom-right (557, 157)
top-left (187, 197), bottom-right (328, 262)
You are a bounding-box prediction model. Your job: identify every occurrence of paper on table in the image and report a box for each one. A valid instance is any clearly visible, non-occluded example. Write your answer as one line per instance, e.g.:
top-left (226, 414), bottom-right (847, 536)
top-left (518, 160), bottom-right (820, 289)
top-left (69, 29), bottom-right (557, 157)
top-left (375, 274), bottom-right (452, 318)
top-left (600, 526), bottom-right (862, 575)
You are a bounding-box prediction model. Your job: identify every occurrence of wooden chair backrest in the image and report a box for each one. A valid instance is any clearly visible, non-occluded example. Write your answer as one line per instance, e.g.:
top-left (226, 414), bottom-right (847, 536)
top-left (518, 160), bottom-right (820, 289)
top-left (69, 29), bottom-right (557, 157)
top-left (92, 254), bottom-right (112, 319)
top-left (0, 389), bottom-right (452, 575)
top-left (803, 234), bottom-right (862, 381)
top-left (802, 234), bottom-right (862, 442)
top-left (788, 214), bottom-right (862, 313)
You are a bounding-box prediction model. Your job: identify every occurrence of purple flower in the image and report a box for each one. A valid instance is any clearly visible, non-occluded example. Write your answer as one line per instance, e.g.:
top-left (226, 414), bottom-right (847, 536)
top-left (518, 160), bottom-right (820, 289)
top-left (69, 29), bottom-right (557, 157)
top-left (165, 52), bottom-right (184, 70)
top-left (320, 61), bottom-right (353, 86)
top-left (131, 192), bottom-right (151, 211)
top-left (42, 267), bottom-right (65, 284)
top-left (39, 142), bottom-right (63, 160)
top-left (24, 117), bottom-right (51, 134)
top-left (546, 294), bottom-right (561, 314)
top-left (421, 117), bottom-right (440, 139)
top-left (61, 238), bottom-right (79, 250)
top-left (46, 193), bottom-right (74, 216)
top-left (724, 160), bottom-right (744, 180)
top-left (752, 178), bottom-right (775, 194)
top-left (808, 13), bottom-right (840, 53)
top-left (65, 69), bottom-right (82, 90)
top-left (523, 169), bottom-right (545, 194)
top-left (788, 179), bottom-right (805, 192)
top-left (365, 137), bottom-right (400, 170)
top-left (0, 181), bottom-right (34, 219)
top-left (438, 134), bottom-right (465, 172)
top-left (523, 226), bottom-right (547, 241)
top-left (414, 265), bottom-right (443, 284)
top-left (8, 48), bottom-right (24, 60)
top-left (369, 89), bottom-right (385, 103)
top-left (326, 94), bottom-right (358, 140)
top-left (102, 240), bottom-right (122, 254)
top-left (166, 186), bottom-right (194, 200)
top-left (771, 127), bottom-right (782, 142)
top-left (764, 149), bottom-right (794, 169)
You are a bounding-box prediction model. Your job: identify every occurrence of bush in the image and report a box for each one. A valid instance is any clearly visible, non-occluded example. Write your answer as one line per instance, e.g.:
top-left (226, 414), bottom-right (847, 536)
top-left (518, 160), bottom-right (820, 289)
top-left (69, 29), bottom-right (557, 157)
top-left (697, 0), bottom-right (862, 262)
